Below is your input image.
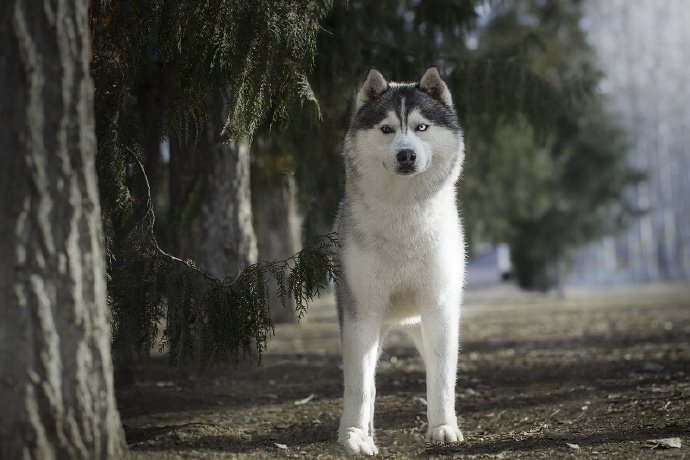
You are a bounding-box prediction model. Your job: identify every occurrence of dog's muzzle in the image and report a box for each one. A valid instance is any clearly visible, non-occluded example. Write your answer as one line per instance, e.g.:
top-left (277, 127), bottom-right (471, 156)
top-left (396, 149), bottom-right (417, 175)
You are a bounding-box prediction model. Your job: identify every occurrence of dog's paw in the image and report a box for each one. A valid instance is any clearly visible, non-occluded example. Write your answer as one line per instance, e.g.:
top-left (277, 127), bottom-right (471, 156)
top-left (338, 427), bottom-right (379, 456)
top-left (427, 424), bottom-right (464, 443)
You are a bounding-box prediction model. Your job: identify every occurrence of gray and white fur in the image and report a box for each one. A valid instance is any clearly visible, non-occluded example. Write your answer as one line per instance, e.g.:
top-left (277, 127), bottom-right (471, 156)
top-left (335, 67), bottom-right (466, 455)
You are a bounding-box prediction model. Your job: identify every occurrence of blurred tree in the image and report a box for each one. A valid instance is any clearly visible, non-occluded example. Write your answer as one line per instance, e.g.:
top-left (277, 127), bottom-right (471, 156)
top-left (166, 95), bottom-right (263, 355)
top-left (168, 95), bottom-right (258, 280)
top-left (463, 0), bottom-right (643, 290)
top-left (89, 0), bottom-right (338, 371)
top-left (253, 172), bottom-right (304, 323)
top-left (0, 0), bottom-right (126, 456)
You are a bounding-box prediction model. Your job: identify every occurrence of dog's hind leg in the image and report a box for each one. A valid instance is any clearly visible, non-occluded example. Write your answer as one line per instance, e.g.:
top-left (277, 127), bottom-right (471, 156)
top-left (338, 315), bottom-right (382, 455)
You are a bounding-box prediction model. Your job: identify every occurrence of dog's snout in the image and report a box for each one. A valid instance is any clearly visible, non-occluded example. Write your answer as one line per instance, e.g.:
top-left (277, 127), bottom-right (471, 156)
top-left (396, 149), bottom-right (416, 167)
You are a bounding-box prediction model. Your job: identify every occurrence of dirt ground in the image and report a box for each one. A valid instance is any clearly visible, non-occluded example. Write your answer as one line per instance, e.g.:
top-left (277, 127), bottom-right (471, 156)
top-left (118, 283), bottom-right (690, 459)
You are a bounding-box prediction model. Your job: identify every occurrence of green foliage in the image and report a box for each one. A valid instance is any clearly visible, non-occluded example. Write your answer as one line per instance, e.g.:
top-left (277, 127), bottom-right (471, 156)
top-left (462, 0), bottom-right (644, 290)
top-left (161, 233), bottom-right (339, 367)
top-left (107, 156), bottom-right (339, 367)
top-left (90, 0), bottom-right (335, 366)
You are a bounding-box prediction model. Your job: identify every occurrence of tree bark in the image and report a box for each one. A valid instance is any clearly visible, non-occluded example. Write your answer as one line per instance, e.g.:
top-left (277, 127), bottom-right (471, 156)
top-left (169, 95), bottom-right (258, 278)
top-left (0, 1), bottom-right (127, 458)
top-left (255, 174), bottom-right (303, 323)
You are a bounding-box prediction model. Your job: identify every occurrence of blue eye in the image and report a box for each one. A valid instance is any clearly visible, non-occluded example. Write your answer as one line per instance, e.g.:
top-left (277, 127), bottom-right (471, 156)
top-left (380, 125), bottom-right (394, 134)
top-left (416, 124), bottom-right (429, 132)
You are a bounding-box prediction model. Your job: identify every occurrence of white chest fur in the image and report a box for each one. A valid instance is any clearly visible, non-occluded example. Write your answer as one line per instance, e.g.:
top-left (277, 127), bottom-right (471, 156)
top-left (341, 184), bottom-right (464, 325)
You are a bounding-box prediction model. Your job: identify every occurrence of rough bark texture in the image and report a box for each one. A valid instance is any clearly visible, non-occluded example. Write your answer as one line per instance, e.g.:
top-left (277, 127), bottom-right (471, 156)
top-left (170, 96), bottom-right (258, 278)
top-left (256, 174), bottom-right (303, 323)
top-left (0, 0), bottom-right (127, 458)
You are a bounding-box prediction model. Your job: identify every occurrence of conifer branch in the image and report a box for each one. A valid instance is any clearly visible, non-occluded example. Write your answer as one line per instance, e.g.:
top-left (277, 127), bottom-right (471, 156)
top-left (130, 152), bottom-right (217, 282)
top-left (122, 145), bottom-right (339, 368)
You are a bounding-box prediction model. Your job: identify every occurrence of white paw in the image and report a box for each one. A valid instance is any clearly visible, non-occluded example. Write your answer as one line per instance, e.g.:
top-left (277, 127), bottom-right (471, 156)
top-left (338, 427), bottom-right (379, 456)
top-left (427, 424), bottom-right (464, 443)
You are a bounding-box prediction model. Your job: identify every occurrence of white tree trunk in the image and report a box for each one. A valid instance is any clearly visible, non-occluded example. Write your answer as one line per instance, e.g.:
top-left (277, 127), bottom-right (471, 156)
top-left (0, 0), bottom-right (126, 458)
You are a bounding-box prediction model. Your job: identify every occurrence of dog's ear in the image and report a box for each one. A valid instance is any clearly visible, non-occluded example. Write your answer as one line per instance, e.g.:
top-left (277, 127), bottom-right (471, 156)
top-left (355, 68), bottom-right (388, 111)
top-left (418, 66), bottom-right (452, 107)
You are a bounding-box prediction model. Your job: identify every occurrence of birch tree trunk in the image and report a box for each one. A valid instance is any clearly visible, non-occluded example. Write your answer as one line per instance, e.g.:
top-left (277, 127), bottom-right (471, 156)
top-left (0, 0), bottom-right (127, 458)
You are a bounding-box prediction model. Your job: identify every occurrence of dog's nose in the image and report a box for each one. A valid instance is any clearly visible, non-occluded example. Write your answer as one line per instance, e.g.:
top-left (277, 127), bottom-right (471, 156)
top-left (396, 149), bottom-right (416, 167)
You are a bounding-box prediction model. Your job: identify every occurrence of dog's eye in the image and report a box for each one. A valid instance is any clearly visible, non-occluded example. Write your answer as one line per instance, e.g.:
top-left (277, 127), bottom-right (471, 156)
top-left (380, 125), bottom-right (394, 134)
top-left (416, 124), bottom-right (429, 132)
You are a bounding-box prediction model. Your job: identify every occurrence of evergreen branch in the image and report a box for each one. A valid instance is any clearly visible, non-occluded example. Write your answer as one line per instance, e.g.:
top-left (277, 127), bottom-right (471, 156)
top-left (125, 149), bottom-right (339, 367)
top-left (129, 152), bottom-right (217, 282)
top-left (117, 147), bottom-right (339, 368)
top-left (131, 150), bottom-right (339, 288)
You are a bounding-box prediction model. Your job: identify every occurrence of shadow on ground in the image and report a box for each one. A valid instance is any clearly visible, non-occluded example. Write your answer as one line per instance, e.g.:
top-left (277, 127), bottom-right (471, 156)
top-left (118, 285), bottom-right (690, 458)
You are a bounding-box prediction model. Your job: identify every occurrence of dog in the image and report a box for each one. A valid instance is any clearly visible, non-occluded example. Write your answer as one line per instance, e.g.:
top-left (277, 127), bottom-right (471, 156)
top-left (335, 67), bottom-right (466, 455)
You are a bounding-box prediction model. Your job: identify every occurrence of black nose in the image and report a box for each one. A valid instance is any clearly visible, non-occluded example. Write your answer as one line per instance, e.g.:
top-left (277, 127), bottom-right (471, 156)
top-left (396, 149), bottom-right (416, 167)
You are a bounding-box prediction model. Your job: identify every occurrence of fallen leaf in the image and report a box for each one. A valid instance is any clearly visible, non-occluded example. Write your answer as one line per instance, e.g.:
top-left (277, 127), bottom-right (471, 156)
top-left (294, 393), bottom-right (316, 405)
top-left (645, 438), bottom-right (681, 449)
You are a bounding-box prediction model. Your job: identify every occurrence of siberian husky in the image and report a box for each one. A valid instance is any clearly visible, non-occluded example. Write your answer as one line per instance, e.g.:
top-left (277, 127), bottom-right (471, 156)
top-left (335, 67), bottom-right (465, 455)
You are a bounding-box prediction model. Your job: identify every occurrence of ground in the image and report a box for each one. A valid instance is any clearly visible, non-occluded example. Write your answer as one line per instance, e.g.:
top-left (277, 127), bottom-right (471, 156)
top-left (118, 283), bottom-right (690, 459)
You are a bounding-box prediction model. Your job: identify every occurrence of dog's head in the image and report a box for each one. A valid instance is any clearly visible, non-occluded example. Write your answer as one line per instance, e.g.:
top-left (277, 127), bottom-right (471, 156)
top-left (345, 67), bottom-right (463, 187)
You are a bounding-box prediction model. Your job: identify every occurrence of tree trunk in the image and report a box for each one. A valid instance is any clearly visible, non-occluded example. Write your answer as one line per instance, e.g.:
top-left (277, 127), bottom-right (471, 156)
top-left (255, 174), bottom-right (303, 323)
top-left (510, 229), bottom-right (559, 292)
top-left (0, 0), bottom-right (126, 458)
top-left (169, 94), bottom-right (258, 278)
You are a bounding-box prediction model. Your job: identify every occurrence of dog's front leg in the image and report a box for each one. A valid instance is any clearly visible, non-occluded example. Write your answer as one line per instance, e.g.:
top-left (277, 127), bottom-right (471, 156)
top-left (338, 315), bottom-right (382, 455)
top-left (421, 305), bottom-right (464, 443)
